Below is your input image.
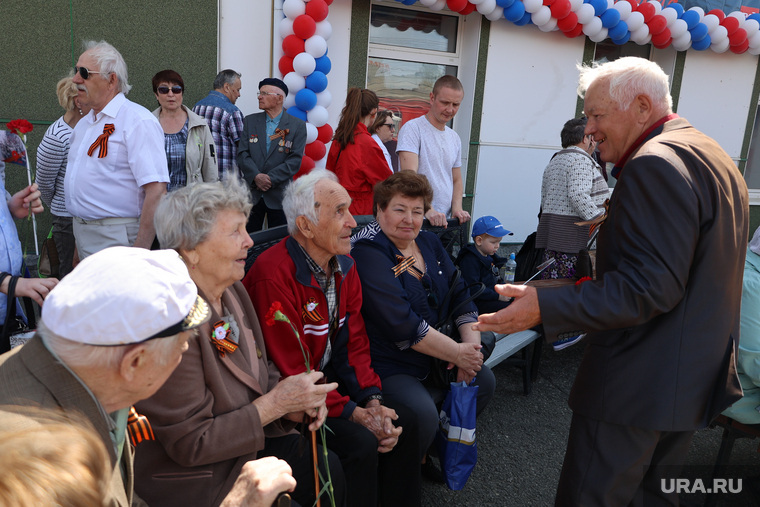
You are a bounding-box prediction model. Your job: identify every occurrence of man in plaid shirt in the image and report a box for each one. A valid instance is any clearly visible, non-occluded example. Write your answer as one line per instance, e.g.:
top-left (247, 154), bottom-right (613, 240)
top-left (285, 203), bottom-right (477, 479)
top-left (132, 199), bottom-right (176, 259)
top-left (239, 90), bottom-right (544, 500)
top-left (193, 69), bottom-right (244, 179)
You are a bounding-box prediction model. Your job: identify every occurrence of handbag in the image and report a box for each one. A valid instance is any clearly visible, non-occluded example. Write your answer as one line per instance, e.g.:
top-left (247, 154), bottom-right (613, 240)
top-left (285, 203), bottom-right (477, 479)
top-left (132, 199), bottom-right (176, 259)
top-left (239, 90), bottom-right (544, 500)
top-left (515, 231), bottom-right (545, 282)
top-left (429, 269), bottom-right (485, 389)
top-left (0, 274), bottom-right (37, 353)
top-left (38, 227), bottom-right (60, 278)
top-left (435, 380), bottom-right (479, 490)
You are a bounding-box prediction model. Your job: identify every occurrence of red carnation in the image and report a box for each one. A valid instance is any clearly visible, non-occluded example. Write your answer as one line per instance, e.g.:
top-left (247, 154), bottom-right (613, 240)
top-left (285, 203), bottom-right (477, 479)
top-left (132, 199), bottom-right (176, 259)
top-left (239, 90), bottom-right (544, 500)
top-left (265, 301), bottom-right (283, 326)
top-left (6, 119), bottom-right (33, 137)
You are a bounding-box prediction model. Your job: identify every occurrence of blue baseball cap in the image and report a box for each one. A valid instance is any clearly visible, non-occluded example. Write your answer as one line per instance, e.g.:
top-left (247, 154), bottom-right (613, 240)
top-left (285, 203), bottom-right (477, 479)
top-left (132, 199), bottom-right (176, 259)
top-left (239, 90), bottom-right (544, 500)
top-left (471, 216), bottom-right (512, 239)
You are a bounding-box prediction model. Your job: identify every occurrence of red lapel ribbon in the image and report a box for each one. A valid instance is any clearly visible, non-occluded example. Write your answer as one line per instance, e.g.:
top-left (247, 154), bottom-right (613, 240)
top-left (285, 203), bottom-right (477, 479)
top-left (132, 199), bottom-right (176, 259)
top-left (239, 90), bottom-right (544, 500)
top-left (87, 123), bottom-right (115, 158)
top-left (127, 406), bottom-right (155, 446)
top-left (269, 127), bottom-right (290, 141)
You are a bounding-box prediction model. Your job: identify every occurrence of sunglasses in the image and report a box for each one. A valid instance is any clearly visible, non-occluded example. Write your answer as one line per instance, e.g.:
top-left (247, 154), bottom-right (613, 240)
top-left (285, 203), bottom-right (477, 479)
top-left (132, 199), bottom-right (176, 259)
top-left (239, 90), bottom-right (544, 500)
top-left (383, 123), bottom-right (395, 129)
top-left (157, 85), bottom-right (183, 95)
top-left (74, 66), bottom-right (102, 80)
top-left (420, 274), bottom-right (439, 310)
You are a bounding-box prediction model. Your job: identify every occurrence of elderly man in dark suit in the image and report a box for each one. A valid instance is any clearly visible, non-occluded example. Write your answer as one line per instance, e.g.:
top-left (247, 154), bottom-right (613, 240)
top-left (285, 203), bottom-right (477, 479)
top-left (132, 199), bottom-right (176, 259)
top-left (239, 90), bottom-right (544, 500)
top-left (238, 77), bottom-right (307, 232)
top-left (476, 57), bottom-right (749, 506)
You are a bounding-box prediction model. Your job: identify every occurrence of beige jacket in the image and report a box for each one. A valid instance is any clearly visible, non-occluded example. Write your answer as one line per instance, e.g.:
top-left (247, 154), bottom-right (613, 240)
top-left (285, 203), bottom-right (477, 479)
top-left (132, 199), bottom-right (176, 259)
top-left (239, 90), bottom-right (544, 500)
top-left (153, 105), bottom-right (218, 184)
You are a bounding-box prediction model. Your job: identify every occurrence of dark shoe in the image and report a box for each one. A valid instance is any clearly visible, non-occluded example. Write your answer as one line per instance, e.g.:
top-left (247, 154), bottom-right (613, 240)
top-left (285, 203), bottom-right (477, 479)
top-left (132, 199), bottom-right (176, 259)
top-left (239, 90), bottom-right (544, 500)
top-left (552, 333), bottom-right (586, 351)
top-left (421, 457), bottom-right (445, 484)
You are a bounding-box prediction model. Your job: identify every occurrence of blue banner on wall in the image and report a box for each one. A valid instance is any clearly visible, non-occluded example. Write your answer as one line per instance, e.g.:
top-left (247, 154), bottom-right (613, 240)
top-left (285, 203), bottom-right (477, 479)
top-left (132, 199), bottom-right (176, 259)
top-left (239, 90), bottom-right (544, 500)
top-left (677, 0), bottom-right (760, 14)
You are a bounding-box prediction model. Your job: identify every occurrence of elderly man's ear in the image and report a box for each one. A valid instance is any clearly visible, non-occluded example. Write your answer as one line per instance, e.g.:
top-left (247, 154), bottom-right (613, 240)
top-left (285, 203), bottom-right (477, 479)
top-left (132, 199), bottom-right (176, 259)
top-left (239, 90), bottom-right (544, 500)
top-left (295, 215), bottom-right (315, 239)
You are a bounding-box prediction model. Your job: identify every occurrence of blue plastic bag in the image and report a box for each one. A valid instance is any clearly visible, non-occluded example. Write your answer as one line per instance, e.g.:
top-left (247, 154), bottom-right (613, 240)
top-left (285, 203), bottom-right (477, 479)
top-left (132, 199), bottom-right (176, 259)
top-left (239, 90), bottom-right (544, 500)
top-left (435, 380), bottom-right (479, 490)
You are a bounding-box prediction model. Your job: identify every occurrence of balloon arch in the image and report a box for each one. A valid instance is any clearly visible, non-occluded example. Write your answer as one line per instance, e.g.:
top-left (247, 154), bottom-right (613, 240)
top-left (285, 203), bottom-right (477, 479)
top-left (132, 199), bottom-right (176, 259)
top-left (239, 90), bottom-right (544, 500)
top-left (277, 0), bottom-right (758, 172)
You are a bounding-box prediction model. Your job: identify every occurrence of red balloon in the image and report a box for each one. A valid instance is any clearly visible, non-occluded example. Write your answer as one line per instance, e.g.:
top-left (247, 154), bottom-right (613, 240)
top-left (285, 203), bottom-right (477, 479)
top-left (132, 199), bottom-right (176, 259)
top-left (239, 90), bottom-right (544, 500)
top-left (721, 16), bottom-right (740, 36)
top-left (729, 27), bottom-right (748, 46)
top-left (550, 0), bottom-right (572, 21)
top-left (730, 38), bottom-right (750, 54)
top-left (282, 34), bottom-right (305, 58)
top-left (563, 23), bottom-right (584, 38)
top-left (278, 56), bottom-right (294, 76)
top-left (447, 0), bottom-right (468, 12)
top-left (557, 12), bottom-right (578, 32)
top-left (707, 9), bottom-right (725, 21)
top-left (626, 0), bottom-right (639, 9)
top-left (637, 3), bottom-right (655, 23)
top-left (651, 27), bottom-right (672, 48)
top-left (324, 0), bottom-right (333, 4)
top-left (543, 0), bottom-right (556, 5)
top-left (295, 156), bottom-right (315, 180)
top-left (317, 124), bottom-right (334, 144)
top-left (459, 2), bottom-right (477, 15)
top-left (647, 15), bottom-right (667, 35)
top-left (293, 15), bottom-right (317, 39)
top-left (304, 140), bottom-right (326, 161)
top-left (305, 0), bottom-right (329, 23)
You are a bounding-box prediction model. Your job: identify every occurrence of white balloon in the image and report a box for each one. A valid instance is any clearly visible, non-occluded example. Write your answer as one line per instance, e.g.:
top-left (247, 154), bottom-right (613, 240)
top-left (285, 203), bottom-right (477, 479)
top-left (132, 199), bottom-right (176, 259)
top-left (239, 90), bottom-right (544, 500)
top-left (476, 0), bottom-right (497, 15)
top-left (648, 0), bottom-right (661, 14)
top-left (660, 6), bottom-right (678, 27)
top-left (539, 18), bottom-right (559, 32)
top-left (744, 19), bottom-right (760, 39)
top-left (283, 72), bottom-right (306, 94)
top-left (429, 0), bottom-right (447, 11)
top-left (485, 6), bottom-right (504, 20)
top-left (305, 123), bottom-right (318, 144)
top-left (469, 0), bottom-right (485, 4)
top-left (711, 25), bottom-right (728, 43)
top-left (750, 44), bottom-right (760, 55)
top-left (283, 93), bottom-right (296, 110)
top-left (626, 11), bottom-right (644, 32)
top-left (612, 1), bottom-right (632, 20)
top-left (280, 17), bottom-right (294, 38)
top-left (307, 105), bottom-right (329, 128)
top-left (749, 30), bottom-right (760, 48)
top-left (669, 19), bottom-right (688, 39)
top-left (606, 0), bottom-right (614, 10)
top-left (728, 12), bottom-right (746, 23)
top-left (569, 0), bottom-right (583, 13)
top-left (712, 37), bottom-right (730, 53)
top-left (532, 6), bottom-right (552, 27)
top-left (688, 7), bottom-right (705, 19)
top-left (316, 89), bottom-right (332, 108)
top-left (589, 27), bottom-right (609, 42)
top-left (576, 4), bottom-right (596, 25)
top-left (419, 0), bottom-right (438, 5)
top-left (630, 24), bottom-right (650, 44)
top-left (523, 0), bottom-right (543, 14)
top-left (293, 52), bottom-right (316, 77)
top-left (703, 14), bottom-right (720, 34)
top-left (671, 31), bottom-right (692, 51)
top-left (282, 0), bottom-right (306, 20)
top-left (632, 32), bottom-right (651, 45)
top-left (305, 35), bottom-right (327, 58)
top-left (315, 20), bottom-right (332, 40)
top-left (582, 17), bottom-right (603, 37)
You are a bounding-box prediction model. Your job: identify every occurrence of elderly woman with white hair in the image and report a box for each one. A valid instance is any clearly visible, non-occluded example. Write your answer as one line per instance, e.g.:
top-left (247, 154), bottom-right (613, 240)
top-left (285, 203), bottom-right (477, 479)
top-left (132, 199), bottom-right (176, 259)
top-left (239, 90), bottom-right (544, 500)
top-left (134, 179), bottom-right (345, 507)
top-left (36, 76), bottom-right (92, 277)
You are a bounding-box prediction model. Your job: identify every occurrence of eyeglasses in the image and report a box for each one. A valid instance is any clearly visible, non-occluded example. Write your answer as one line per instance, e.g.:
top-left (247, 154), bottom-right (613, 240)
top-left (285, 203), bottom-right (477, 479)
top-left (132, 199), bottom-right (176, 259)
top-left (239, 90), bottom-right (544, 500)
top-left (157, 85), bottom-right (183, 95)
top-left (383, 123), bottom-right (395, 129)
top-left (74, 66), bottom-right (102, 80)
top-left (257, 91), bottom-right (281, 97)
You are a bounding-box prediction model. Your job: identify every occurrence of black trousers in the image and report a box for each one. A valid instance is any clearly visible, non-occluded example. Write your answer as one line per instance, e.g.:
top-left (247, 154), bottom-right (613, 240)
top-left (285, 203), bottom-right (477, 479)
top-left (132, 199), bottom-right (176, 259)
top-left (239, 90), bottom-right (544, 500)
top-left (247, 199), bottom-right (287, 233)
top-left (323, 417), bottom-right (378, 506)
top-left (555, 412), bottom-right (694, 507)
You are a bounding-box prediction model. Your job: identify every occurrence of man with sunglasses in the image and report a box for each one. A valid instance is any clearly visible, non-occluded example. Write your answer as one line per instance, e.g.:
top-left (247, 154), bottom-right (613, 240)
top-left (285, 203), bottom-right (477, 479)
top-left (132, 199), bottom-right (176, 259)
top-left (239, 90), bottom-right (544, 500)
top-left (65, 40), bottom-right (169, 259)
top-left (237, 77), bottom-right (306, 232)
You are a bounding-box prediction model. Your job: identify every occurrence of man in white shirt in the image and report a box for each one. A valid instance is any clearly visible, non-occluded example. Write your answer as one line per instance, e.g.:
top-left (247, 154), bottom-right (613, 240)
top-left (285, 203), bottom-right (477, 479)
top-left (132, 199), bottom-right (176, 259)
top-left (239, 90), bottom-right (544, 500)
top-left (396, 75), bottom-right (470, 226)
top-left (65, 40), bottom-right (169, 259)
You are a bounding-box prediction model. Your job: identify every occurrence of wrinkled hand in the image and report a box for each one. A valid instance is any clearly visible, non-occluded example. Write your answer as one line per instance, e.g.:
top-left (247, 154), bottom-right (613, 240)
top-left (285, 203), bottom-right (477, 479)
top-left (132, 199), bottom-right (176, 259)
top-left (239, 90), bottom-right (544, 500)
top-left (220, 457), bottom-right (295, 507)
top-left (473, 284), bottom-right (541, 334)
top-left (425, 208), bottom-right (447, 227)
top-left (254, 173), bottom-right (272, 192)
top-left (452, 342), bottom-right (483, 379)
top-left (285, 402), bottom-right (329, 432)
top-left (456, 367), bottom-right (475, 385)
top-left (452, 209), bottom-right (471, 224)
top-left (351, 405), bottom-right (402, 453)
top-left (270, 371), bottom-right (337, 420)
top-left (9, 184), bottom-right (43, 219)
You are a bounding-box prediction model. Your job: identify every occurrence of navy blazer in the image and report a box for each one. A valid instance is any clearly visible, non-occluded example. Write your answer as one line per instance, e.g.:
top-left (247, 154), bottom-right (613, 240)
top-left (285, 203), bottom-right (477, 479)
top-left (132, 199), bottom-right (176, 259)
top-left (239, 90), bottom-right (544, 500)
top-left (237, 110), bottom-right (306, 209)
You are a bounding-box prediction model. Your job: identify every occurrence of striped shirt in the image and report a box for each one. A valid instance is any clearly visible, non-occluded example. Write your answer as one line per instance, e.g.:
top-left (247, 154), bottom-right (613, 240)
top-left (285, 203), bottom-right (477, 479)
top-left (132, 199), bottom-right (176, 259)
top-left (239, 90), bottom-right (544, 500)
top-left (36, 117), bottom-right (73, 216)
top-left (164, 120), bottom-right (189, 192)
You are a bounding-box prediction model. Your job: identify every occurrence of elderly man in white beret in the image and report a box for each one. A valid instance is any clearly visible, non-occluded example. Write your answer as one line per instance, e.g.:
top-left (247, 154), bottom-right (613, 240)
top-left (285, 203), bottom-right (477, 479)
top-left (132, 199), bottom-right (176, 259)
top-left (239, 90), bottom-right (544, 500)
top-left (0, 247), bottom-right (296, 507)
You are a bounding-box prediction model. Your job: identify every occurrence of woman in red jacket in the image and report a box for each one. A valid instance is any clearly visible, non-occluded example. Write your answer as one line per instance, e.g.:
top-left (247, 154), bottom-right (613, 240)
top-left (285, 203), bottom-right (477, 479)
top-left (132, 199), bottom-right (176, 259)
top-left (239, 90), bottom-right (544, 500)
top-left (326, 88), bottom-right (391, 216)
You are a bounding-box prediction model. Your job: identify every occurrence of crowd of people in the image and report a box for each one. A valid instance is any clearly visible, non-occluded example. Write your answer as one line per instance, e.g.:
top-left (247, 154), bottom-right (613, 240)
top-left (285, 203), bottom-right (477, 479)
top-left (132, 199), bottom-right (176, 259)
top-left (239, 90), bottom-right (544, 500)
top-left (0, 37), bottom-right (755, 507)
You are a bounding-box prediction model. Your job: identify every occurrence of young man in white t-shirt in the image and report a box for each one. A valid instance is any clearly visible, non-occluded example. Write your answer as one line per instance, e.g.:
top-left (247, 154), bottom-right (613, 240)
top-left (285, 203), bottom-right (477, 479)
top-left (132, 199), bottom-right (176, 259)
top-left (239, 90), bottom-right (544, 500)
top-left (396, 75), bottom-right (471, 227)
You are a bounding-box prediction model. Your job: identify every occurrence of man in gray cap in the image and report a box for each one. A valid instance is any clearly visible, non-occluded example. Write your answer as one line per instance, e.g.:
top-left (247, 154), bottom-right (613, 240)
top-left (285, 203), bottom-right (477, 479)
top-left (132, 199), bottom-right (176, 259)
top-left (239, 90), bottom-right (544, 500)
top-left (0, 247), bottom-right (296, 507)
top-left (238, 77), bottom-right (306, 232)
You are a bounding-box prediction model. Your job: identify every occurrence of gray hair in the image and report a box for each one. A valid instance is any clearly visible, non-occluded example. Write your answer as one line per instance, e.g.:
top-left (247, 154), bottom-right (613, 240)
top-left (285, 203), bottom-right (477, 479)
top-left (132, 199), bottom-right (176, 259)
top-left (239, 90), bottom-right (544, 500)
top-left (83, 40), bottom-right (132, 95)
top-left (561, 117), bottom-right (587, 148)
top-left (213, 69), bottom-right (242, 91)
top-left (282, 169), bottom-right (338, 234)
top-left (38, 319), bottom-right (187, 370)
top-left (155, 179), bottom-right (253, 251)
top-left (577, 57), bottom-right (672, 114)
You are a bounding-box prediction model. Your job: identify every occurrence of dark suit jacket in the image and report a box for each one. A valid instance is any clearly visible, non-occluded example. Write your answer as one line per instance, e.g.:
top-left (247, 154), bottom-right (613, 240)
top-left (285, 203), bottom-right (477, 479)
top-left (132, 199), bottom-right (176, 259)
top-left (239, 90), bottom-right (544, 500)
top-left (0, 336), bottom-right (138, 507)
top-left (538, 118), bottom-right (749, 432)
top-left (237, 110), bottom-right (306, 209)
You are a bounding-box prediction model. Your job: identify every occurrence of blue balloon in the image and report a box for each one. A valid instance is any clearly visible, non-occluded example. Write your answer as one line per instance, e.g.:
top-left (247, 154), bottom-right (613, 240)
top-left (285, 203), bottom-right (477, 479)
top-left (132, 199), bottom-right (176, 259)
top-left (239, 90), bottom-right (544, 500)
top-left (401, 0), bottom-right (415, 5)
top-left (496, 0), bottom-right (515, 8)
top-left (608, 20), bottom-right (629, 41)
top-left (691, 33), bottom-right (711, 50)
top-left (295, 89), bottom-right (317, 111)
top-left (667, 3), bottom-right (684, 17)
top-left (287, 106), bottom-right (308, 121)
top-left (600, 9), bottom-right (621, 28)
top-left (590, 0), bottom-right (607, 16)
top-left (612, 32), bottom-right (631, 45)
top-left (504, 1), bottom-right (525, 22)
top-left (749, 13), bottom-right (760, 24)
top-left (305, 71), bottom-right (328, 93)
top-left (515, 11), bottom-right (532, 26)
top-left (681, 10), bottom-right (700, 30)
top-left (689, 22), bottom-right (708, 42)
top-left (314, 55), bottom-right (331, 75)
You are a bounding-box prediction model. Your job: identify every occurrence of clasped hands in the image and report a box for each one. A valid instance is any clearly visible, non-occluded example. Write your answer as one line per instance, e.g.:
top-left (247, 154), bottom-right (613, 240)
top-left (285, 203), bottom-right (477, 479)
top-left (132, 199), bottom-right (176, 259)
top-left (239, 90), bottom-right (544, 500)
top-left (350, 402), bottom-right (402, 453)
top-left (278, 371), bottom-right (337, 432)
